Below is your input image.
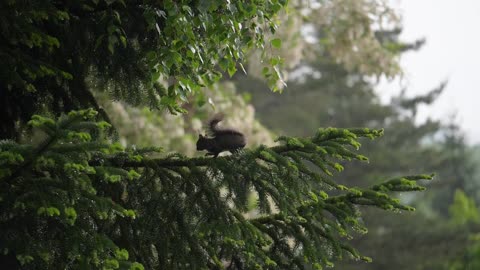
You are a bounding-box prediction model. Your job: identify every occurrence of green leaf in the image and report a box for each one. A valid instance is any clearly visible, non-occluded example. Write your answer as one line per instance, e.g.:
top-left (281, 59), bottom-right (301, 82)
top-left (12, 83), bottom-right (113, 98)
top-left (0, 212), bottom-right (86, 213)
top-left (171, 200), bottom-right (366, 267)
top-left (146, 51), bottom-right (157, 61)
top-left (108, 43), bottom-right (115, 54)
top-left (227, 62), bottom-right (237, 77)
top-left (130, 262), bottom-right (145, 270)
top-left (262, 66), bottom-right (269, 76)
top-left (151, 71), bottom-right (160, 82)
top-left (115, 249), bottom-right (129, 260)
top-left (123, 209), bottom-right (136, 219)
top-left (270, 38), bottom-right (282, 48)
top-left (219, 58), bottom-right (229, 71)
top-left (127, 170), bottom-right (141, 181)
top-left (64, 207), bottom-right (78, 225)
top-left (120, 35), bottom-right (127, 47)
top-left (105, 258), bottom-right (119, 269)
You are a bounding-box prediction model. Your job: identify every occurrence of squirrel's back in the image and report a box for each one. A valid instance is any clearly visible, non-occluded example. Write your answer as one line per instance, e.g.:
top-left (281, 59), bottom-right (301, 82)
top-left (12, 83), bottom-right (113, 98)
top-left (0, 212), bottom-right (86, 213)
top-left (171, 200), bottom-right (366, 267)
top-left (213, 130), bottom-right (246, 150)
top-left (196, 114), bottom-right (246, 156)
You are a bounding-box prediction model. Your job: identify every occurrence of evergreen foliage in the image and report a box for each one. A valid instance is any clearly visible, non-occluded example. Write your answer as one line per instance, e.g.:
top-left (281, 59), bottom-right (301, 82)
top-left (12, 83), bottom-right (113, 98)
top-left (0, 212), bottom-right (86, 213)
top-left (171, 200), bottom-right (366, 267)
top-left (0, 0), bottom-right (437, 269)
top-left (1, 109), bottom-right (433, 269)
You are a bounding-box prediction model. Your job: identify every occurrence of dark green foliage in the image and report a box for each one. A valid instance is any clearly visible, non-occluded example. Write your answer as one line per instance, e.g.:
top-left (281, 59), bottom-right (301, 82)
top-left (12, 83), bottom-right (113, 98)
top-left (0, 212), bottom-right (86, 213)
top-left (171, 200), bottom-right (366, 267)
top-left (0, 110), bottom-right (433, 269)
top-left (0, 0), bottom-right (287, 139)
top-left (0, 109), bottom-right (142, 269)
top-left (1, 1), bottom-right (439, 268)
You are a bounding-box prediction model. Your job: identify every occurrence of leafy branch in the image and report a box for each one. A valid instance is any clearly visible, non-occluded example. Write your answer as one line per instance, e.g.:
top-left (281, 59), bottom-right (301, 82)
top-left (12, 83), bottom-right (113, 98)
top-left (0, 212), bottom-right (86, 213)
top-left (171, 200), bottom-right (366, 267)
top-left (0, 110), bottom-right (433, 269)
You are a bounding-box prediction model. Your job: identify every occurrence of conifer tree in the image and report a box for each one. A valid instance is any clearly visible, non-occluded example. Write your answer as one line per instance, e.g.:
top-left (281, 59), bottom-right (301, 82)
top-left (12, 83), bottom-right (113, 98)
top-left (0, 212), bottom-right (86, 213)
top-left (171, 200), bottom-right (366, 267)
top-left (0, 1), bottom-right (433, 269)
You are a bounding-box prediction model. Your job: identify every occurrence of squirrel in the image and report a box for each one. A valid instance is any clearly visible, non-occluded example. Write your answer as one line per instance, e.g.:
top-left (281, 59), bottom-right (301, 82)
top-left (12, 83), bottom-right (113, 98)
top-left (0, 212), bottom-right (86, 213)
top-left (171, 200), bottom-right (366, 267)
top-left (196, 114), bottom-right (246, 157)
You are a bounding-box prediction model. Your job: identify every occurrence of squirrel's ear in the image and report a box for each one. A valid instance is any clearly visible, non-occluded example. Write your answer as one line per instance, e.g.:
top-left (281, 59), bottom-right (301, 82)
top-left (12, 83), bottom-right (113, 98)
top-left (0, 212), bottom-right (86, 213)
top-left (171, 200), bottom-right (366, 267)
top-left (199, 134), bottom-right (204, 138)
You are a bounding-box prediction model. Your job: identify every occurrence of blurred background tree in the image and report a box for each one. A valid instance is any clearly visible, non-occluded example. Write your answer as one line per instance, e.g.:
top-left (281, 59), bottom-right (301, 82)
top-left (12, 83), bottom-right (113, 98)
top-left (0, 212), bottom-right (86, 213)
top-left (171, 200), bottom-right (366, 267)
top-left (232, 2), bottom-right (480, 269)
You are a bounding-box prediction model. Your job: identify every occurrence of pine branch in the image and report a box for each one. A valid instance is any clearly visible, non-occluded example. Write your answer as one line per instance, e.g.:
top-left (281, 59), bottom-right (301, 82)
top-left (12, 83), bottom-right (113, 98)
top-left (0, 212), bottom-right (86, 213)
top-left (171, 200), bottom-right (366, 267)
top-left (0, 110), bottom-right (434, 269)
top-left (2, 112), bottom-right (87, 184)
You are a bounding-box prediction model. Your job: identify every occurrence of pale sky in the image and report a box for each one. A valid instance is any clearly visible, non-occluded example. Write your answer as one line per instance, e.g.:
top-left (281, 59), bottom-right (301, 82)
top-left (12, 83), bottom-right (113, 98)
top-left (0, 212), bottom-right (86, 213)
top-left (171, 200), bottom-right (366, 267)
top-left (378, 0), bottom-right (480, 144)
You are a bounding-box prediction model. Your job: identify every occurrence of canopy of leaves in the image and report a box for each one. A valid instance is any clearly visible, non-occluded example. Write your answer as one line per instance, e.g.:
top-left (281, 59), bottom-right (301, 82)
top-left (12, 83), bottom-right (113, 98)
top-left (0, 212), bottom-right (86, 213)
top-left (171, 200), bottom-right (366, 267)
top-left (0, 0), bottom-right (288, 139)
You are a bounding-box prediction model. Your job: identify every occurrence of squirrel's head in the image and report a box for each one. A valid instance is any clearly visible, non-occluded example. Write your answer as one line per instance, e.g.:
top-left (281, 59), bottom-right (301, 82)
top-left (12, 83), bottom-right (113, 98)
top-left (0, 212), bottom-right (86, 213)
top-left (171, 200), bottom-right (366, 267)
top-left (196, 134), bottom-right (209, 150)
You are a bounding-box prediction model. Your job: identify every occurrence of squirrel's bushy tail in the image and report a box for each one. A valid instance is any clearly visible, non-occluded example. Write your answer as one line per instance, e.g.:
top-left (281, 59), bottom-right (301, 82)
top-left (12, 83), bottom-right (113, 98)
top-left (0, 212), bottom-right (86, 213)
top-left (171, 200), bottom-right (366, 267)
top-left (208, 113), bottom-right (224, 133)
